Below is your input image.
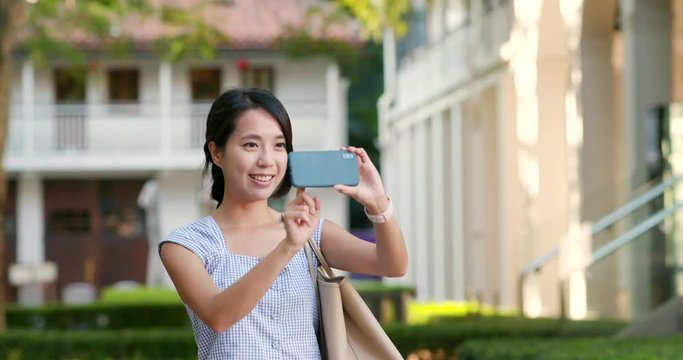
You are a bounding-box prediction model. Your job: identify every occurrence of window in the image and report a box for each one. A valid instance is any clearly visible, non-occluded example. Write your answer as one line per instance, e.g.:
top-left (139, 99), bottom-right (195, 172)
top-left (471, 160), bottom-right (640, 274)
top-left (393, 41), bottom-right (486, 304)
top-left (190, 68), bottom-right (221, 101)
top-left (241, 66), bottom-right (275, 92)
top-left (53, 69), bottom-right (87, 149)
top-left (54, 68), bottom-right (86, 103)
top-left (108, 69), bottom-right (139, 103)
top-left (102, 206), bottom-right (144, 239)
top-left (47, 210), bottom-right (91, 234)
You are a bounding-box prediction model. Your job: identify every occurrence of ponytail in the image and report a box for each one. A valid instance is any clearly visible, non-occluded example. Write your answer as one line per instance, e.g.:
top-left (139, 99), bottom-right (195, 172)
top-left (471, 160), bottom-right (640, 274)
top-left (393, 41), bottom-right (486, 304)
top-left (203, 143), bottom-right (225, 207)
top-left (210, 164), bottom-right (225, 207)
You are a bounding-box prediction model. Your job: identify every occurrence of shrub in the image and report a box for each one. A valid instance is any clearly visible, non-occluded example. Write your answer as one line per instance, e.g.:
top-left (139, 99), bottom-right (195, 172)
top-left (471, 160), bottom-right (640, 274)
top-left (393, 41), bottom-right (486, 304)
top-left (457, 335), bottom-right (683, 360)
top-left (385, 316), bottom-right (626, 358)
top-left (0, 315), bottom-right (631, 359)
top-left (0, 329), bottom-right (196, 360)
top-left (6, 303), bottom-right (190, 330)
top-left (99, 287), bottom-right (181, 304)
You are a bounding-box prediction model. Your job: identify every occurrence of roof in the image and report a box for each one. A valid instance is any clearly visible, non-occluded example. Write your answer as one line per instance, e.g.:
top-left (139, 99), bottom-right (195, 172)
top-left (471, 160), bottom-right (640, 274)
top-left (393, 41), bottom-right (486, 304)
top-left (20, 0), bottom-right (363, 51)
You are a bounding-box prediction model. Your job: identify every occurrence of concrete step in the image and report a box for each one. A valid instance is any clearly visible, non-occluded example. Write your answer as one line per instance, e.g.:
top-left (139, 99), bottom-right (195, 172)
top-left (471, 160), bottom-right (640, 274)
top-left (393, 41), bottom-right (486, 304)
top-left (616, 296), bottom-right (683, 337)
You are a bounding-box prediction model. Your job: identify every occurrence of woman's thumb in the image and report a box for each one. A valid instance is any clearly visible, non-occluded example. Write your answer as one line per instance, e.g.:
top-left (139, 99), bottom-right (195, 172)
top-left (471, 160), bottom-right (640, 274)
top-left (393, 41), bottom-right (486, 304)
top-left (333, 184), bottom-right (353, 195)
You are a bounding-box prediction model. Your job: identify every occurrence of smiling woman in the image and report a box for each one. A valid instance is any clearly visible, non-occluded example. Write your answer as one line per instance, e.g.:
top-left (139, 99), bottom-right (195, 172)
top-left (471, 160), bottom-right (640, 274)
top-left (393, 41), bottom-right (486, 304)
top-left (158, 87), bottom-right (408, 360)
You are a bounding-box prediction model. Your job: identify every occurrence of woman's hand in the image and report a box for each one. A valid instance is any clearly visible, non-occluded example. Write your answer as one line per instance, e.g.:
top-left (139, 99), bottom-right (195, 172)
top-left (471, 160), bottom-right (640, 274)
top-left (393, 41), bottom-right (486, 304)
top-left (333, 146), bottom-right (389, 214)
top-left (283, 188), bottom-right (321, 249)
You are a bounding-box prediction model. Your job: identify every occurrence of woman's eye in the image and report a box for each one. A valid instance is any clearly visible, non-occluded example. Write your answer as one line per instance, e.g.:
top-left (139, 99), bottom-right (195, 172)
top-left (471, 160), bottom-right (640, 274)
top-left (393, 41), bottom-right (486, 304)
top-left (275, 142), bottom-right (286, 149)
top-left (244, 142), bottom-right (258, 148)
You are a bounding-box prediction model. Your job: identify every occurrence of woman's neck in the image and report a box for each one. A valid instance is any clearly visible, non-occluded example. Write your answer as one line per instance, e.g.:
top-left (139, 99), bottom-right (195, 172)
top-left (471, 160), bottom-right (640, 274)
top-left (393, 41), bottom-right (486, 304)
top-left (212, 198), bottom-right (279, 230)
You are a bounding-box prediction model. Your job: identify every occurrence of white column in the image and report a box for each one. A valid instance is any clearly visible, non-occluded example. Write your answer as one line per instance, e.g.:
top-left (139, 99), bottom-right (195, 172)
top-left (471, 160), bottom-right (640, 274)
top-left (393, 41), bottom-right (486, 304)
top-left (157, 171), bottom-right (202, 251)
top-left (17, 173), bottom-right (45, 305)
top-left (326, 63), bottom-right (342, 148)
top-left (449, 104), bottom-right (466, 300)
top-left (430, 112), bottom-right (446, 300)
top-left (621, 0), bottom-right (672, 319)
top-left (21, 60), bottom-right (35, 156)
top-left (381, 139), bottom-right (404, 286)
top-left (159, 62), bottom-right (172, 154)
top-left (414, 120), bottom-right (431, 299)
top-left (397, 129), bottom-right (415, 287)
top-left (223, 62), bottom-right (239, 89)
top-left (496, 74), bottom-right (520, 308)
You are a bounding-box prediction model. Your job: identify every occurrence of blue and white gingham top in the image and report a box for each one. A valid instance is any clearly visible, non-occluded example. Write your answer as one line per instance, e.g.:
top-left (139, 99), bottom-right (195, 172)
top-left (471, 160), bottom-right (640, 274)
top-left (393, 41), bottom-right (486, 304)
top-left (159, 216), bottom-right (323, 360)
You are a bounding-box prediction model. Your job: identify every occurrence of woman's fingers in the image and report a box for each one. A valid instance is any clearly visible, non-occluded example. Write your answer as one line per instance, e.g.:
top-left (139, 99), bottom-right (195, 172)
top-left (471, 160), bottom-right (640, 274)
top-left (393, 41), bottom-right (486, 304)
top-left (300, 193), bottom-right (316, 215)
top-left (344, 146), bottom-right (374, 168)
top-left (291, 188), bottom-right (318, 215)
top-left (314, 196), bottom-right (321, 212)
top-left (333, 184), bottom-right (355, 196)
top-left (286, 208), bottom-right (311, 226)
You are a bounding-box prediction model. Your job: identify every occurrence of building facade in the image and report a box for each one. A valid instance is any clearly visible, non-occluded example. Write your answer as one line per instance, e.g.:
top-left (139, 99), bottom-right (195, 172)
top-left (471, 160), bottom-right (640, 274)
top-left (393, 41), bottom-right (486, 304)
top-left (380, 0), bottom-right (682, 320)
top-left (5, 0), bottom-right (356, 305)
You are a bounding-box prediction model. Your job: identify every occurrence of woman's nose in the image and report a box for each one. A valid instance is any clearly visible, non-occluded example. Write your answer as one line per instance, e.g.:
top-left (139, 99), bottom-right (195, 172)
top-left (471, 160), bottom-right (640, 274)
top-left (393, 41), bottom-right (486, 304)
top-left (257, 150), bottom-right (274, 167)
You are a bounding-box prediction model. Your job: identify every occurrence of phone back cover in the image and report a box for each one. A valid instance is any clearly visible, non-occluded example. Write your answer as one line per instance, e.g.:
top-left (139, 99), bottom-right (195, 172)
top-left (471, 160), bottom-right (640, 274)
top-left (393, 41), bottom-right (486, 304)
top-left (288, 151), bottom-right (359, 188)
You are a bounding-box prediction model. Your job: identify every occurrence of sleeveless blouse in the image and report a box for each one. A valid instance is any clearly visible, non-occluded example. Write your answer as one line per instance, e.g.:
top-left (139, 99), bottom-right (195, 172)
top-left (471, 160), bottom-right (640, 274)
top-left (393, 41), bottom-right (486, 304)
top-left (159, 216), bottom-right (323, 360)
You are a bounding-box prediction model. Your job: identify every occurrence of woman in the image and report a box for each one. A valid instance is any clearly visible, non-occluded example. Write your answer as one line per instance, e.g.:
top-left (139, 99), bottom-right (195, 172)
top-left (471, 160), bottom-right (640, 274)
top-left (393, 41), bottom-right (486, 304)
top-left (159, 87), bottom-right (408, 359)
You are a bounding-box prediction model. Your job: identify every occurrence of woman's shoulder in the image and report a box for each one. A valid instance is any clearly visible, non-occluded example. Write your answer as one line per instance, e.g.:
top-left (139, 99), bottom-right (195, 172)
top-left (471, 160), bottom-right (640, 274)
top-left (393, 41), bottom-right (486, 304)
top-left (159, 216), bottom-right (222, 266)
top-left (163, 216), bottom-right (222, 245)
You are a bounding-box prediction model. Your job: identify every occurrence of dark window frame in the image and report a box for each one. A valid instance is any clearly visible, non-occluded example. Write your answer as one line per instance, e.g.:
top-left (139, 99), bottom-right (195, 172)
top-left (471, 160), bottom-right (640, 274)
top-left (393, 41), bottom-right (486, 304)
top-left (190, 68), bottom-right (222, 101)
top-left (240, 66), bottom-right (275, 93)
top-left (107, 68), bottom-right (140, 103)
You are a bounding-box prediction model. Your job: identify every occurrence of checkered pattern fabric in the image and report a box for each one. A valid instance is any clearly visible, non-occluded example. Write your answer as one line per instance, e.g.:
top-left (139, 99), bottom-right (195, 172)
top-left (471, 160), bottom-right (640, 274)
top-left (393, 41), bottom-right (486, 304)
top-left (159, 216), bottom-right (324, 360)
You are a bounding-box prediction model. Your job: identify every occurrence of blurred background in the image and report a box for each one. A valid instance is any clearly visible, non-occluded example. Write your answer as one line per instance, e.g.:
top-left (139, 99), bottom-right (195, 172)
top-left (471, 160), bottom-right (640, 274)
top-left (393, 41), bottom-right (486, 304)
top-left (2, 0), bottom-right (683, 358)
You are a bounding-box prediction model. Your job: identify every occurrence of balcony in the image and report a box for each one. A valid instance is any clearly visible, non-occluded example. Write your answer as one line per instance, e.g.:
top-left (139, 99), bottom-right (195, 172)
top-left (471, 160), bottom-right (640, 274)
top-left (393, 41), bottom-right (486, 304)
top-left (393, 1), bottom-right (513, 117)
top-left (6, 99), bottom-right (329, 173)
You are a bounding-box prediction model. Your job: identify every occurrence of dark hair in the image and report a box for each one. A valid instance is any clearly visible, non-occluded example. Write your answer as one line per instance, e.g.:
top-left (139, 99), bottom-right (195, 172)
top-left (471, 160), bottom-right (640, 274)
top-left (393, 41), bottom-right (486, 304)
top-left (203, 88), bottom-right (293, 206)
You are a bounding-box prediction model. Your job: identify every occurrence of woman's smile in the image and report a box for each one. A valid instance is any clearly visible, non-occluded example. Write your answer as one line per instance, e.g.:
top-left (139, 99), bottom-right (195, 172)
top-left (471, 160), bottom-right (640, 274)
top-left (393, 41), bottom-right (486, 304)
top-left (249, 173), bottom-right (276, 184)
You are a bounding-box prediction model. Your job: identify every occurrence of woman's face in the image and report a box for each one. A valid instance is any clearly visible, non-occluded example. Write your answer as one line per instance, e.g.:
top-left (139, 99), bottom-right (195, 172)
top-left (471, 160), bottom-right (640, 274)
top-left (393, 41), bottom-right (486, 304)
top-left (216, 108), bottom-right (288, 202)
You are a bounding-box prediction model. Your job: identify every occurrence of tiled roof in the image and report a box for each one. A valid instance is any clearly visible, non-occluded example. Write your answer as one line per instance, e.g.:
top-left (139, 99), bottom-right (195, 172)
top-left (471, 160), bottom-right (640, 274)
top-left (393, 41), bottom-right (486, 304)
top-left (22, 0), bottom-right (362, 51)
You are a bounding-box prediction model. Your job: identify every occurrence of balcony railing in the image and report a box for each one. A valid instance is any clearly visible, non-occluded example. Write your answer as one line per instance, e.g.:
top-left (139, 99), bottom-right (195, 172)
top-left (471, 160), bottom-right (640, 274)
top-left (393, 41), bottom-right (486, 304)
top-left (393, 1), bottom-right (513, 116)
top-left (7, 100), bottom-right (329, 159)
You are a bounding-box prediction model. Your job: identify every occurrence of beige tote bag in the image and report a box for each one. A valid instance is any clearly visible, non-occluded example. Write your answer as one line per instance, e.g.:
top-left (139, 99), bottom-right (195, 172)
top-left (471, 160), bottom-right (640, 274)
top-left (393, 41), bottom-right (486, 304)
top-left (305, 238), bottom-right (403, 360)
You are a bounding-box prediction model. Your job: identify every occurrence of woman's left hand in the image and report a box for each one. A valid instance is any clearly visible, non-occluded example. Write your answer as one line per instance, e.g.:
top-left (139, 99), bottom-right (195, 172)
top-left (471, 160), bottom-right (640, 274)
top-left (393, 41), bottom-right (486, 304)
top-left (333, 146), bottom-right (389, 213)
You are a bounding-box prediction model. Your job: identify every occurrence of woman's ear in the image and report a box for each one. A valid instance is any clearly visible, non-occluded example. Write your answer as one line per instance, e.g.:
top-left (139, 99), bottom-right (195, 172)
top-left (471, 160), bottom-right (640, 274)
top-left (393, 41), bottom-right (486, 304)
top-left (208, 141), bottom-right (222, 168)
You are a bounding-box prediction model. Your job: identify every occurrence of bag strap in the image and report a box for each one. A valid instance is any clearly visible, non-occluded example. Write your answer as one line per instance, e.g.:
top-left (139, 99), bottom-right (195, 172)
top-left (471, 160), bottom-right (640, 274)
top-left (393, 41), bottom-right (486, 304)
top-left (304, 243), bottom-right (316, 286)
top-left (305, 239), bottom-right (328, 358)
top-left (306, 238), bottom-right (335, 278)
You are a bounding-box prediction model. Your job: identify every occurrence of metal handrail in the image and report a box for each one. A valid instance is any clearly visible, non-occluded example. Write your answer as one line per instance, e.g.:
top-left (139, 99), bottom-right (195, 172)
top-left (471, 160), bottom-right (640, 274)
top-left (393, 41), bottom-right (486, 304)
top-left (518, 175), bottom-right (683, 315)
top-left (520, 175), bottom-right (683, 276)
top-left (589, 202), bottom-right (683, 266)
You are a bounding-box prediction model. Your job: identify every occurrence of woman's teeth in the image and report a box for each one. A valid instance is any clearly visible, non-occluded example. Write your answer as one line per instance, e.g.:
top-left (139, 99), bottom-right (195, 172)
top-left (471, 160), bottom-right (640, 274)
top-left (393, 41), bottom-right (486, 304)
top-left (250, 175), bottom-right (274, 182)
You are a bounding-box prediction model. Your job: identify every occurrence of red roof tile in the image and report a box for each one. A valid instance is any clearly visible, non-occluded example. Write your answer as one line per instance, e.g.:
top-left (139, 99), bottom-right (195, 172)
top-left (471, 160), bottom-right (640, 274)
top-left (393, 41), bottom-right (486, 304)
top-left (21, 0), bottom-right (362, 51)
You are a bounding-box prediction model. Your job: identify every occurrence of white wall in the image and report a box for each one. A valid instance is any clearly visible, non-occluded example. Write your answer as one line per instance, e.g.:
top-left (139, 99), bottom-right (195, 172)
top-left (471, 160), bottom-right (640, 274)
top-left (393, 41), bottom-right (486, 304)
top-left (157, 171), bottom-right (203, 245)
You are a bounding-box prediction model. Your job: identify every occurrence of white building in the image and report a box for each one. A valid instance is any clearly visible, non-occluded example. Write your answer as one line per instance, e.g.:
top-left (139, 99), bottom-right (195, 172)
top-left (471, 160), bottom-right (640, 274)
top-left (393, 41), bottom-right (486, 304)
top-left (5, 0), bottom-right (357, 305)
top-left (380, 0), bottom-right (683, 320)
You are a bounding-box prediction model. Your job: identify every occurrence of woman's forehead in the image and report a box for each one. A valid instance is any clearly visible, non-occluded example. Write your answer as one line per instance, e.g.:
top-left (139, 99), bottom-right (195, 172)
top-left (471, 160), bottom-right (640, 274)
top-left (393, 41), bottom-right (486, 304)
top-left (233, 108), bottom-right (284, 137)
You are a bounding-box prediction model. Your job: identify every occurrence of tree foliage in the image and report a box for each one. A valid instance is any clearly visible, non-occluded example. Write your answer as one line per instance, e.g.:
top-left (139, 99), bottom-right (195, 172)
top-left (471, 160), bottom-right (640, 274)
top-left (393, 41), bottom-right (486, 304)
top-left (21, 0), bottom-right (227, 64)
top-left (334, 0), bottom-right (410, 41)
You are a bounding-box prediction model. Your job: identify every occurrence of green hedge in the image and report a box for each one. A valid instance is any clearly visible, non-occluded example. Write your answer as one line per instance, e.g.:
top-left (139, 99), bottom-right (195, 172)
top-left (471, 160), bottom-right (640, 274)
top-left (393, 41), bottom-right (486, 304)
top-left (0, 330), bottom-right (196, 360)
top-left (8, 281), bottom-right (415, 330)
top-left (457, 335), bottom-right (683, 360)
top-left (6, 303), bottom-right (190, 330)
top-left (1, 330), bottom-right (678, 360)
top-left (99, 287), bottom-right (181, 304)
top-left (384, 317), bottom-right (626, 357)
top-left (0, 317), bottom-right (630, 359)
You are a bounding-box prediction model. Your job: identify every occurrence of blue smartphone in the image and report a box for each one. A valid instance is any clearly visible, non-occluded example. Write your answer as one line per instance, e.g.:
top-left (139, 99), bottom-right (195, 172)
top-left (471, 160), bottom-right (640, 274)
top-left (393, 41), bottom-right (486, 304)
top-left (288, 150), bottom-right (360, 188)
